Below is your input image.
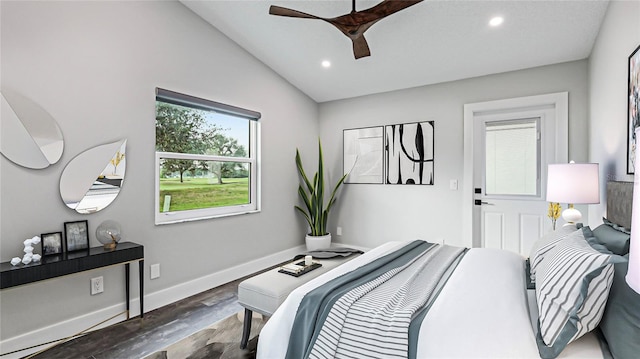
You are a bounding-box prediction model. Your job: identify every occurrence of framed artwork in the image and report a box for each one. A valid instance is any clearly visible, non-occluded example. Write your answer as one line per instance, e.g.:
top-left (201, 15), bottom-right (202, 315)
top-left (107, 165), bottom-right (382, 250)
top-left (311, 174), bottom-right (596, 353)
top-left (384, 121), bottom-right (434, 185)
top-left (627, 44), bottom-right (640, 174)
top-left (41, 232), bottom-right (64, 256)
top-left (343, 126), bottom-right (384, 184)
top-left (64, 220), bottom-right (89, 252)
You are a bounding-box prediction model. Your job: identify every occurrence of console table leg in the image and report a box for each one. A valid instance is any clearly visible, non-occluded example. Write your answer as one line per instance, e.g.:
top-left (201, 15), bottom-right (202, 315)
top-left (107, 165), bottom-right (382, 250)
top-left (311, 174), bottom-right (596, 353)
top-left (139, 259), bottom-right (144, 319)
top-left (125, 263), bottom-right (130, 320)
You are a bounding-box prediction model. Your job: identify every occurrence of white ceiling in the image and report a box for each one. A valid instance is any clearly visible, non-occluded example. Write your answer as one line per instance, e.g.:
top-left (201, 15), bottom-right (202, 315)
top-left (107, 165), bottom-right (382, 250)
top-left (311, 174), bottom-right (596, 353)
top-left (181, 0), bottom-right (609, 103)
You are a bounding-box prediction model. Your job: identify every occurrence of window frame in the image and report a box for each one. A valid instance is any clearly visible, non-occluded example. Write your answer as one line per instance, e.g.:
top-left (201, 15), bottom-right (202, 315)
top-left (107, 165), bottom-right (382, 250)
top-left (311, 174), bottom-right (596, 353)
top-left (482, 116), bottom-right (542, 199)
top-left (154, 88), bottom-right (261, 225)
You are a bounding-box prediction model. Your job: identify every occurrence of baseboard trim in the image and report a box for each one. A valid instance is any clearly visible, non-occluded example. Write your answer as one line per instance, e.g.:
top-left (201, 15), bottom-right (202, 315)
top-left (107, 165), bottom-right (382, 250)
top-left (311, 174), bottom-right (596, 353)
top-left (0, 244), bottom-right (306, 358)
top-left (143, 244), bottom-right (306, 314)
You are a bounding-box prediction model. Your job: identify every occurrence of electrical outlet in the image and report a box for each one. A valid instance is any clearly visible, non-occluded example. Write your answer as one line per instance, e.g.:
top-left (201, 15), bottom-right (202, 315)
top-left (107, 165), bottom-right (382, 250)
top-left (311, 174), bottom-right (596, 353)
top-left (150, 263), bottom-right (160, 279)
top-left (91, 276), bottom-right (104, 295)
top-left (336, 227), bottom-right (342, 236)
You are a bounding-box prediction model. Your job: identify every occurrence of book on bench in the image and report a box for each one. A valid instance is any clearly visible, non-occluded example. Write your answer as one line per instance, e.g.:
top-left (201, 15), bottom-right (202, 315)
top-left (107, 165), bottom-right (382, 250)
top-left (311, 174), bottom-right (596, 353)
top-left (278, 260), bottom-right (322, 277)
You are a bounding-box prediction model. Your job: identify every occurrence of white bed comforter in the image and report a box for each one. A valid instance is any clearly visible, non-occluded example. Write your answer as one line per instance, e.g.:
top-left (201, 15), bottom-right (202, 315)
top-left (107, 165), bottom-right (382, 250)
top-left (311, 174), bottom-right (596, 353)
top-left (257, 241), bottom-right (604, 359)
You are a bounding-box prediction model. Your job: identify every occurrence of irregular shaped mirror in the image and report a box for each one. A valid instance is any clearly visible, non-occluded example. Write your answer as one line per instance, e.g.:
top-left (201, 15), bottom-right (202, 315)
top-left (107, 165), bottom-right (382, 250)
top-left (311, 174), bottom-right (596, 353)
top-left (0, 90), bottom-right (64, 169)
top-left (60, 139), bottom-right (126, 214)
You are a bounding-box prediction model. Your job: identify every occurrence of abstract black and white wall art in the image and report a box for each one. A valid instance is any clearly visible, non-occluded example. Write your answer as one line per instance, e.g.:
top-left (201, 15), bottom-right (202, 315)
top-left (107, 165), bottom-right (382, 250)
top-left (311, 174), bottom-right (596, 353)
top-left (343, 126), bottom-right (384, 183)
top-left (384, 121), bottom-right (434, 185)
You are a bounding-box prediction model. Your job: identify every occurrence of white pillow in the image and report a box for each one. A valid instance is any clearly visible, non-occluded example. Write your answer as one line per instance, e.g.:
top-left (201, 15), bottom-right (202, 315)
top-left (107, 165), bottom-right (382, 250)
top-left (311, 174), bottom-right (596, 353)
top-left (528, 224), bottom-right (578, 282)
top-left (535, 230), bottom-right (618, 358)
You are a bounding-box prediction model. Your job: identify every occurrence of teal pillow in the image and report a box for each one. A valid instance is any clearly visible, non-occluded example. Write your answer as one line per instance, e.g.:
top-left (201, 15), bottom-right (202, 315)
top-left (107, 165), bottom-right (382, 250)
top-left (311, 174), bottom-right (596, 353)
top-left (603, 217), bottom-right (630, 234)
top-left (599, 256), bottom-right (640, 359)
top-left (592, 223), bottom-right (630, 255)
top-left (581, 226), bottom-right (613, 254)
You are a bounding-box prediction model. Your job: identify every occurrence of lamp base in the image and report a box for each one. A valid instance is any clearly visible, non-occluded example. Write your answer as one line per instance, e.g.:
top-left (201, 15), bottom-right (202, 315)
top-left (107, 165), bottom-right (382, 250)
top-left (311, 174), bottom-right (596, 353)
top-left (562, 207), bottom-right (582, 225)
top-left (103, 241), bottom-right (117, 250)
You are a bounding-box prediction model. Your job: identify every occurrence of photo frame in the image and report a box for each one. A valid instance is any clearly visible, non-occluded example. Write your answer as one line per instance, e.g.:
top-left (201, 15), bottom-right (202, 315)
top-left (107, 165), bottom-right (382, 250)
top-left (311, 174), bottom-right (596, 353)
top-left (384, 121), bottom-right (435, 185)
top-left (627, 44), bottom-right (640, 174)
top-left (41, 232), bottom-right (64, 256)
top-left (343, 126), bottom-right (384, 184)
top-left (64, 220), bottom-right (89, 252)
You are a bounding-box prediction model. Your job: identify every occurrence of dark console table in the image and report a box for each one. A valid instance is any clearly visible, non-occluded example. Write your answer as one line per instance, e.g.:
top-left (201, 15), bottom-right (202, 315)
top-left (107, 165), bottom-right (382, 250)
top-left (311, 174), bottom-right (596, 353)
top-left (0, 242), bottom-right (144, 319)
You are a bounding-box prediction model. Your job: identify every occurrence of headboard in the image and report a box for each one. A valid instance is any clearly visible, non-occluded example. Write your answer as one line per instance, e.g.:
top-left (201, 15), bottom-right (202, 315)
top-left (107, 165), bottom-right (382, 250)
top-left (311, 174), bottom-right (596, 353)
top-left (606, 181), bottom-right (633, 229)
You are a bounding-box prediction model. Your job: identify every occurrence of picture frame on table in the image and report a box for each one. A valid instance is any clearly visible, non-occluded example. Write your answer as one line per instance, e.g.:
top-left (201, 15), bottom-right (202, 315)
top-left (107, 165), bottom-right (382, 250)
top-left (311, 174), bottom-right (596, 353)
top-left (627, 44), bottom-right (640, 174)
top-left (41, 231), bottom-right (64, 256)
top-left (64, 220), bottom-right (89, 252)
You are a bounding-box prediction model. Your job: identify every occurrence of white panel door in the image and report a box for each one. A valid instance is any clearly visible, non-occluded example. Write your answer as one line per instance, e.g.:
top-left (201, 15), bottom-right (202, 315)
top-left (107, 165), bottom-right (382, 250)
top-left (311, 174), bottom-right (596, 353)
top-left (480, 200), bottom-right (545, 255)
top-left (483, 212), bottom-right (505, 250)
top-left (471, 103), bottom-right (564, 256)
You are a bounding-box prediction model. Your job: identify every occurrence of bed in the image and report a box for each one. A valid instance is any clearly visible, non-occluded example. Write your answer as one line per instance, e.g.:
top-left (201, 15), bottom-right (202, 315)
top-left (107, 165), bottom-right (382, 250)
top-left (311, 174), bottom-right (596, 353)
top-left (257, 181), bottom-right (638, 359)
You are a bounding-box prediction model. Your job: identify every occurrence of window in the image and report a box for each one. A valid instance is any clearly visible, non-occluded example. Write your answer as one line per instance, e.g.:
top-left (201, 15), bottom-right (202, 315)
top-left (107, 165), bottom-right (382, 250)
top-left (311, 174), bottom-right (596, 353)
top-left (155, 88), bottom-right (260, 224)
top-left (484, 118), bottom-right (540, 196)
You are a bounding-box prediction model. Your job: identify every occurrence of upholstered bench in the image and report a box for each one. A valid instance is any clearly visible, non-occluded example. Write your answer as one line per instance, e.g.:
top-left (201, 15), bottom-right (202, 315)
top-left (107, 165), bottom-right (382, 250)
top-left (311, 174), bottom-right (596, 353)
top-left (237, 254), bottom-right (359, 348)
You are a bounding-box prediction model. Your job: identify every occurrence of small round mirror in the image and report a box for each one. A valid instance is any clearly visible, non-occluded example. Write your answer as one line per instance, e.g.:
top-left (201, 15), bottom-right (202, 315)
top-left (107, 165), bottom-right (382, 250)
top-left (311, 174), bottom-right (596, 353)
top-left (60, 139), bottom-right (126, 214)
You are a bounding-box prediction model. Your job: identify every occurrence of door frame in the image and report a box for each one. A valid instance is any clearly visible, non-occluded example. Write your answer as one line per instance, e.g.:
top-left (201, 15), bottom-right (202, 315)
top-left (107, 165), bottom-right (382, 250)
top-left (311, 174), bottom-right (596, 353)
top-left (462, 92), bottom-right (569, 249)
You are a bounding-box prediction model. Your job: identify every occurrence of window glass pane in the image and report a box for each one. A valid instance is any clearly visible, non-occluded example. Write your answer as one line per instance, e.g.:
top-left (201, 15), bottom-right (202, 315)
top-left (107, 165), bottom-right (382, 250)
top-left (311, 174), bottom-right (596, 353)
top-left (156, 102), bottom-right (249, 158)
top-left (159, 159), bottom-right (250, 212)
top-left (207, 112), bottom-right (250, 158)
top-left (485, 119), bottom-right (538, 196)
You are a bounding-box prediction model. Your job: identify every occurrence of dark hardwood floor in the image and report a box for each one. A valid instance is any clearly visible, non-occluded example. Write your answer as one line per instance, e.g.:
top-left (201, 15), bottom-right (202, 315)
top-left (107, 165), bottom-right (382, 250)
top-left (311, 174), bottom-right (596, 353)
top-left (27, 274), bottom-right (259, 359)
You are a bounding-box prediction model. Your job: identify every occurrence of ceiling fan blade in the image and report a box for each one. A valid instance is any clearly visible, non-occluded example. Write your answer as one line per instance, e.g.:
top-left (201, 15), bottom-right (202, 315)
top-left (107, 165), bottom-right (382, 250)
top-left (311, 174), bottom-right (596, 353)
top-left (352, 35), bottom-right (371, 59)
top-left (360, 0), bottom-right (424, 21)
top-left (269, 5), bottom-right (321, 20)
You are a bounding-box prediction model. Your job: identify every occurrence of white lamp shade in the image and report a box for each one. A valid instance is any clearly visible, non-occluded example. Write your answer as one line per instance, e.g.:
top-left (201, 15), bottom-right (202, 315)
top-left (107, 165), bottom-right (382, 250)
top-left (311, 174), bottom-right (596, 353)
top-left (546, 163), bottom-right (600, 204)
top-left (628, 178), bottom-right (640, 293)
top-left (627, 128), bottom-right (640, 293)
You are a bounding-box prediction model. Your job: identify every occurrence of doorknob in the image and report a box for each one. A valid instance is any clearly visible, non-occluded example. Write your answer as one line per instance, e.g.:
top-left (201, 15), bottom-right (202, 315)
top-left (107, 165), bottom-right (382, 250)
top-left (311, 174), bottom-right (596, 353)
top-left (474, 200), bottom-right (494, 206)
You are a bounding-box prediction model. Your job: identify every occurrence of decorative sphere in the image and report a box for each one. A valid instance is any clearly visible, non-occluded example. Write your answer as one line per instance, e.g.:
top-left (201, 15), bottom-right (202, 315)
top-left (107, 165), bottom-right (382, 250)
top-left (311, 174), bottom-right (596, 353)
top-left (96, 220), bottom-right (122, 248)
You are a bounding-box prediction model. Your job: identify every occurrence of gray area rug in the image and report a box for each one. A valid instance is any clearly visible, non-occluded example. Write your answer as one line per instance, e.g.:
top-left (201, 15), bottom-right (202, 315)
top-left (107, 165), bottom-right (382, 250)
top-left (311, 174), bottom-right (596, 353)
top-left (145, 311), bottom-right (266, 359)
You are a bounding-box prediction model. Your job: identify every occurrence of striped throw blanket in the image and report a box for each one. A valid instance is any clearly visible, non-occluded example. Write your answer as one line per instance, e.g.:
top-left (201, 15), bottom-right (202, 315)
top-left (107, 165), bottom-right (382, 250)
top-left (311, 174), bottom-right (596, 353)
top-left (285, 240), bottom-right (467, 359)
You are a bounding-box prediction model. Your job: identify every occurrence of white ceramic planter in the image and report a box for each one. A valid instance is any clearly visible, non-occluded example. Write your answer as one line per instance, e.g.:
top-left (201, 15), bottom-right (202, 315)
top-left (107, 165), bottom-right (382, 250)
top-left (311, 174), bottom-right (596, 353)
top-left (305, 233), bottom-right (332, 251)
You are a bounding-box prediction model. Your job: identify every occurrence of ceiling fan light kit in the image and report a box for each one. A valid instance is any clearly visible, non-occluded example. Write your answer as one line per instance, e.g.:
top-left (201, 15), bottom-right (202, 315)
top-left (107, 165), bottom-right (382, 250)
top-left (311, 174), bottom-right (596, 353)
top-left (269, 0), bottom-right (424, 59)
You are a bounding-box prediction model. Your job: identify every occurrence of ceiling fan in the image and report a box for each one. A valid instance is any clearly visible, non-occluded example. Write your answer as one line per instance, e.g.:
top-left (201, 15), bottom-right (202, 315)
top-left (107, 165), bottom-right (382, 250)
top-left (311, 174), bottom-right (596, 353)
top-left (269, 0), bottom-right (424, 60)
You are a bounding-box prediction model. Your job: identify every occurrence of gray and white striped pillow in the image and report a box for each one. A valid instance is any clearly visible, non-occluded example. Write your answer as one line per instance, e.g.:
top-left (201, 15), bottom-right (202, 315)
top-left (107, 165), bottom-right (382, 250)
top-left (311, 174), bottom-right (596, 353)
top-left (535, 230), bottom-right (618, 359)
top-left (529, 224), bottom-right (578, 282)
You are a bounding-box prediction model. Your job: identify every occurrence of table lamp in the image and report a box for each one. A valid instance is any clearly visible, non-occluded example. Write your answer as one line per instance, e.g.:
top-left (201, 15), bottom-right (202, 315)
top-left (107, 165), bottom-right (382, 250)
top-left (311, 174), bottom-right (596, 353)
top-left (546, 162), bottom-right (600, 225)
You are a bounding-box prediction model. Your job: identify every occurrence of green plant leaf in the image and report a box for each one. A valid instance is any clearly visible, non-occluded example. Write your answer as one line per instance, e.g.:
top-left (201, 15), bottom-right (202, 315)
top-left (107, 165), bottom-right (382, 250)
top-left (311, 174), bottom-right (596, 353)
top-left (295, 149), bottom-right (314, 194)
top-left (294, 138), bottom-right (347, 237)
top-left (298, 186), bottom-right (312, 214)
top-left (294, 206), bottom-right (313, 230)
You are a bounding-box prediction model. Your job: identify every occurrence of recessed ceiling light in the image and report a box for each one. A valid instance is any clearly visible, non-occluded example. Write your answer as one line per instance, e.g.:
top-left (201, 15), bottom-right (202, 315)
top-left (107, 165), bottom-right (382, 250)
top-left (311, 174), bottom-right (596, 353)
top-left (321, 60), bottom-right (331, 68)
top-left (489, 16), bottom-right (504, 27)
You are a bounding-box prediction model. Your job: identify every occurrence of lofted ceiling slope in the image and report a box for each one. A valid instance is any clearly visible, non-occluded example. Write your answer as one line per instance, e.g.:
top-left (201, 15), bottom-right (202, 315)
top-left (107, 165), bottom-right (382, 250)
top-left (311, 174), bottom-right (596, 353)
top-left (181, 0), bottom-right (609, 103)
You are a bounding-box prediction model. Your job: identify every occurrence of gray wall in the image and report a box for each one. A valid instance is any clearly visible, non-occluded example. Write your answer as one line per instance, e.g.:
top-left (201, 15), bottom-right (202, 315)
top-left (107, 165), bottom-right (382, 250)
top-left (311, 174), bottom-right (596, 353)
top-left (0, 1), bottom-right (316, 340)
top-left (2, 0), bottom-right (630, 346)
top-left (588, 0), bottom-right (640, 226)
top-left (319, 60), bottom-right (589, 249)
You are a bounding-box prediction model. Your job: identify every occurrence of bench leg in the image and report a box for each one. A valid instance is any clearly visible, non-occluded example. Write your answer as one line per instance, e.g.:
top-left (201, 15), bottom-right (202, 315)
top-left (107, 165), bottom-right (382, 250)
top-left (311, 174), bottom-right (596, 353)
top-left (240, 308), bottom-right (253, 349)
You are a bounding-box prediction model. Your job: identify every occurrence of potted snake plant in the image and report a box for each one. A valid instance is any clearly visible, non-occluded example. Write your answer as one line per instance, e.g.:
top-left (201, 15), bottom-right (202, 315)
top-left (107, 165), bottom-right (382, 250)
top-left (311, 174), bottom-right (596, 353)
top-left (295, 139), bottom-right (348, 250)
